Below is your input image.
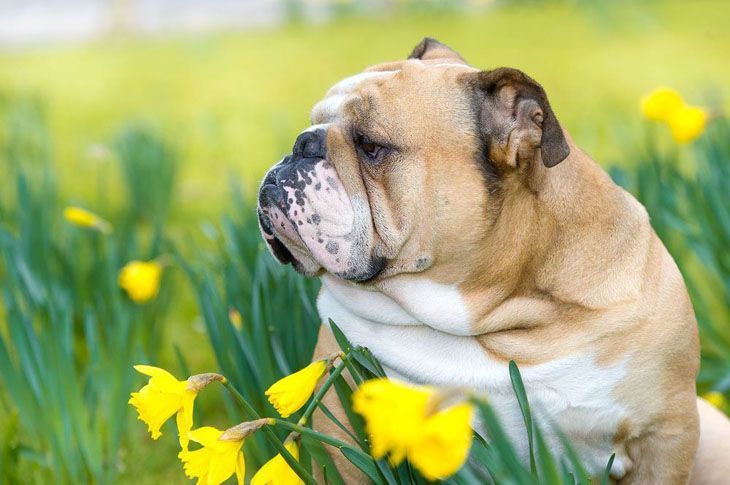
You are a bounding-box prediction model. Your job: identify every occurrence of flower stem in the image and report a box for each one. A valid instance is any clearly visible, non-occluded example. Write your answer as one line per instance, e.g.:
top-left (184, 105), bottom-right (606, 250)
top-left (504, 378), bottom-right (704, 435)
top-left (222, 381), bottom-right (317, 485)
top-left (271, 418), bottom-right (373, 463)
top-left (297, 357), bottom-right (348, 426)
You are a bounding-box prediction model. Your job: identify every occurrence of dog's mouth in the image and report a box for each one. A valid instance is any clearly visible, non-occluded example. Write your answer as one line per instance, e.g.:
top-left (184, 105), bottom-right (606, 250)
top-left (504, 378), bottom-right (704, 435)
top-left (257, 207), bottom-right (294, 266)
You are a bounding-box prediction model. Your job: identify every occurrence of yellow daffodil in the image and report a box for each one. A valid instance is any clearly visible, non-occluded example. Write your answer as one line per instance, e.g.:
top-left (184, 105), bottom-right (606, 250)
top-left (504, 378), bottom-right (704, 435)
top-left (118, 260), bottom-right (163, 303)
top-left (704, 391), bottom-right (727, 410)
top-left (251, 440), bottom-right (303, 485)
top-left (63, 206), bottom-right (112, 233)
top-left (229, 308), bottom-right (243, 331)
top-left (352, 378), bottom-right (474, 479)
top-left (640, 87), bottom-right (708, 144)
top-left (179, 427), bottom-right (245, 485)
top-left (352, 378), bottom-right (432, 463)
top-left (265, 360), bottom-right (329, 418)
top-left (129, 366), bottom-right (223, 450)
top-left (667, 105), bottom-right (708, 143)
top-left (640, 87), bottom-right (684, 122)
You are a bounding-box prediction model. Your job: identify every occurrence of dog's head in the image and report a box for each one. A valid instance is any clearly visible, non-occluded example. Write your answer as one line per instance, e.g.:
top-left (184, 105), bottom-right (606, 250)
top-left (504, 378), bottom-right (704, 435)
top-left (257, 38), bottom-right (569, 282)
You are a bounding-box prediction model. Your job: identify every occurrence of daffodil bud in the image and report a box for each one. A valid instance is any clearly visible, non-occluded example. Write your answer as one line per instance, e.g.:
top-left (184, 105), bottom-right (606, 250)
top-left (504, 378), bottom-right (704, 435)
top-left (219, 418), bottom-right (272, 441)
top-left (186, 372), bottom-right (226, 392)
top-left (63, 206), bottom-right (112, 234)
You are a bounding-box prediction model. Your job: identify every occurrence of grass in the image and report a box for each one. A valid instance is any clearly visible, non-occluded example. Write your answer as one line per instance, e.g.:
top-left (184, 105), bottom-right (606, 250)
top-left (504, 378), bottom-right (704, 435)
top-left (0, 1), bottom-right (728, 483)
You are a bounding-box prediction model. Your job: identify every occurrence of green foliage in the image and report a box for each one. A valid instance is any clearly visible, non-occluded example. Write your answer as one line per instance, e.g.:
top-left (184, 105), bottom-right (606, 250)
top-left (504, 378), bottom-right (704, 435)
top-left (0, 103), bottom-right (175, 483)
top-left (179, 193), bottom-right (320, 467)
top-left (2, 0), bottom-right (729, 214)
top-left (114, 124), bottom-right (178, 226)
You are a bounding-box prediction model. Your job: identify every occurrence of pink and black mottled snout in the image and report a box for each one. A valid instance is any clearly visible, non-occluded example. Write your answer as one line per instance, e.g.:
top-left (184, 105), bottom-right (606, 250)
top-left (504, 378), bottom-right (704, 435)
top-left (257, 128), bottom-right (386, 281)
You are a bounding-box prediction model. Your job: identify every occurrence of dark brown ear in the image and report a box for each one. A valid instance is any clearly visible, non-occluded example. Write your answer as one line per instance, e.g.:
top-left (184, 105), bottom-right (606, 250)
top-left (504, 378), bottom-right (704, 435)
top-left (465, 67), bottom-right (569, 169)
top-left (408, 37), bottom-right (467, 64)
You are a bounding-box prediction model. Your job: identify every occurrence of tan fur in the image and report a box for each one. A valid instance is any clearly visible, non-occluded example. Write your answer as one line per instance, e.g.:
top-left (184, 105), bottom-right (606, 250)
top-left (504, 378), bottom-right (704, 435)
top-left (692, 398), bottom-right (730, 484)
top-left (266, 42), bottom-right (730, 483)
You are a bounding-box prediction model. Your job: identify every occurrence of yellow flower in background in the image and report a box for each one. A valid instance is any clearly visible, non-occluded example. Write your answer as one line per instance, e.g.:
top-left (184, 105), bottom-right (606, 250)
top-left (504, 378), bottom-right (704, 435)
top-left (229, 308), bottom-right (243, 331)
top-left (352, 378), bottom-right (474, 479)
top-left (251, 440), bottom-right (303, 485)
top-left (118, 260), bottom-right (163, 303)
top-left (640, 87), bottom-right (684, 122)
top-left (704, 391), bottom-right (727, 410)
top-left (63, 206), bottom-right (112, 233)
top-left (265, 360), bottom-right (328, 418)
top-left (667, 105), bottom-right (708, 143)
top-left (640, 87), bottom-right (708, 143)
top-left (128, 365), bottom-right (197, 450)
top-left (179, 427), bottom-right (245, 485)
top-left (408, 402), bottom-right (474, 480)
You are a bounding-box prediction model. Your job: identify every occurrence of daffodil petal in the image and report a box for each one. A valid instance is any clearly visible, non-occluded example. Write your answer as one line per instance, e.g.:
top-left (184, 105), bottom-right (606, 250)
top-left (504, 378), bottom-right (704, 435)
top-left (235, 452), bottom-right (245, 485)
top-left (188, 427), bottom-right (224, 447)
top-left (408, 403), bottom-right (474, 480)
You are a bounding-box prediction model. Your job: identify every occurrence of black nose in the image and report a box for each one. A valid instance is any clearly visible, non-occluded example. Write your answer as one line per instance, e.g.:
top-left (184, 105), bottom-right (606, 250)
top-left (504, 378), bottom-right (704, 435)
top-left (292, 128), bottom-right (326, 159)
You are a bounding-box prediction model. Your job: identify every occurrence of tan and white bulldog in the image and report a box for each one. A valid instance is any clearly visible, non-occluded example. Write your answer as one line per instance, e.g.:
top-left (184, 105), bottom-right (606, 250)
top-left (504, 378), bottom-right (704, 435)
top-left (257, 38), bottom-right (730, 483)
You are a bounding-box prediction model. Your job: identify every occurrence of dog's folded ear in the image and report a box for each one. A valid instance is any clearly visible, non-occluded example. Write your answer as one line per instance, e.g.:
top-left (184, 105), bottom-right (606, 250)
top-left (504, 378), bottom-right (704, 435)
top-left (463, 67), bottom-right (570, 169)
top-left (408, 37), bottom-right (467, 64)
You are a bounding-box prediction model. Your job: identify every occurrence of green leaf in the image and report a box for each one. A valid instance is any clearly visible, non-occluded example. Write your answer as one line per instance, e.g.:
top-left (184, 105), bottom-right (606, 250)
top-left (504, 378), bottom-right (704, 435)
top-left (340, 446), bottom-right (382, 483)
top-left (509, 360), bottom-right (537, 477)
top-left (601, 454), bottom-right (616, 485)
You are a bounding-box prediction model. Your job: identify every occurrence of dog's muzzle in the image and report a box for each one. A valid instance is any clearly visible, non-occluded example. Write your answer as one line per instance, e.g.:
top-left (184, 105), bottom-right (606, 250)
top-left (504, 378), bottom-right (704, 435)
top-left (257, 128), bottom-right (385, 281)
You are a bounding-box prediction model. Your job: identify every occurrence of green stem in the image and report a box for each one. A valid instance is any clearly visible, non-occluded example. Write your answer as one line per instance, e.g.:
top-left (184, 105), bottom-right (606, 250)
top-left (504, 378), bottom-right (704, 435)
top-left (271, 418), bottom-right (373, 462)
top-left (298, 358), bottom-right (348, 425)
top-left (340, 352), bottom-right (364, 384)
top-left (222, 381), bottom-right (317, 485)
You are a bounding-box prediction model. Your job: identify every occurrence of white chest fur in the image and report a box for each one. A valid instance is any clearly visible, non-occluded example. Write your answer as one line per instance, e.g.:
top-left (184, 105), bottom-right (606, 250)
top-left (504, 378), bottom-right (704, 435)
top-left (317, 276), bottom-right (631, 478)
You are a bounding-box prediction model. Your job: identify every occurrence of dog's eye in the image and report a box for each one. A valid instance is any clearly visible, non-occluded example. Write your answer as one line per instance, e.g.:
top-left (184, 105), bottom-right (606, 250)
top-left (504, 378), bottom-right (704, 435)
top-left (355, 132), bottom-right (383, 161)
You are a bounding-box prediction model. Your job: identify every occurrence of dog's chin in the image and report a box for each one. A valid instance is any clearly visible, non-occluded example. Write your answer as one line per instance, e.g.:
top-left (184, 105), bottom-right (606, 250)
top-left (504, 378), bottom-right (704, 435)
top-left (338, 256), bottom-right (387, 283)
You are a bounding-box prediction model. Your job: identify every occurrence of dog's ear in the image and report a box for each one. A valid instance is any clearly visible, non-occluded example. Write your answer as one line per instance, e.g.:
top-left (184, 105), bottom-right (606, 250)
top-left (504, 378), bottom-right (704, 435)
top-left (408, 37), bottom-right (467, 64)
top-left (464, 67), bottom-right (569, 169)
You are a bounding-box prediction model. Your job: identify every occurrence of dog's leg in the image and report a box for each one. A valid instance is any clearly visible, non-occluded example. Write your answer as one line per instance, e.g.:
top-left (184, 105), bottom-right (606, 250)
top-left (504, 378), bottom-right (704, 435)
top-left (620, 391), bottom-right (699, 484)
top-left (310, 324), bottom-right (368, 483)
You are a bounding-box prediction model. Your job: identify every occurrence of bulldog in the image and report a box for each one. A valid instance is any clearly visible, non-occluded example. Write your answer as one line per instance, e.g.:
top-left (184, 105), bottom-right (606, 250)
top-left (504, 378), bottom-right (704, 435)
top-left (257, 38), bottom-right (730, 483)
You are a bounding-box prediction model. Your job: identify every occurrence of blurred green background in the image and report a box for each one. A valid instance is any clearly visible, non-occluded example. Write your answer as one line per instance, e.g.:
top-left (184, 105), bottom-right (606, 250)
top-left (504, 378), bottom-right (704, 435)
top-left (1, 0), bottom-right (728, 218)
top-left (1, 0), bottom-right (729, 483)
